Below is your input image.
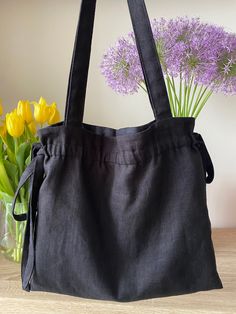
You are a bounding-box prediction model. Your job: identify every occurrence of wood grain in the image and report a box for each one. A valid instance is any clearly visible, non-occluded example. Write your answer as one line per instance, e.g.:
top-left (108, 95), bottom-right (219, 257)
top-left (0, 228), bottom-right (235, 314)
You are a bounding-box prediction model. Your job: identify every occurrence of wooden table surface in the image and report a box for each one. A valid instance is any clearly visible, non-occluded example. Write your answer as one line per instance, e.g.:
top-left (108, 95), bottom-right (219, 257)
top-left (0, 228), bottom-right (235, 314)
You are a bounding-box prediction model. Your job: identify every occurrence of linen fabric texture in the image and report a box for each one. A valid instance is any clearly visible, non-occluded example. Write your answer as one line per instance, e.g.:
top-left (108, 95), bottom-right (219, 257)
top-left (12, 0), bottom-right (223, 302)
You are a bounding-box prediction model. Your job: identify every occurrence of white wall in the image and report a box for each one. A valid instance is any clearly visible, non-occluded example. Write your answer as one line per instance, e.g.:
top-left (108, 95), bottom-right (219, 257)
top-left (0, 0), bottom-right (235, 227)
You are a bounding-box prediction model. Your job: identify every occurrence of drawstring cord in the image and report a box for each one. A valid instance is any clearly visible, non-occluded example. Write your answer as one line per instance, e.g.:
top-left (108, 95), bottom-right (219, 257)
top-left (11, 143), bottom-right (45, 291)
top-left (193, 133), bottom-right (214, 184)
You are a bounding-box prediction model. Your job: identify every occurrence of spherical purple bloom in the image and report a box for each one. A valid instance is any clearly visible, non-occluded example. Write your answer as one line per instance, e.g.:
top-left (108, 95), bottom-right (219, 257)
top-left (100, 37), bottom-right (143, 94)
top-left (212, 32), bottom-right (236, 94)
top-left (101, 17), bottom-right (236, 95)
top-left (151, 17), bottom-right (198, 77)
top-left (151, 17), bottom-right (227, 86)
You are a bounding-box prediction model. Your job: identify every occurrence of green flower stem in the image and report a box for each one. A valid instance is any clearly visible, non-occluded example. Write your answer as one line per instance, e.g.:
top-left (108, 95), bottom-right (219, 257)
top-left (13, 248), bottom-right (16, 261)
top-left (14, 137), bottom-right (24, 202)
top-left (189, 85), bottom-right (203, 116)
top-left (10, 202), bottom-right (27, 262)
top-left (179, 73), bottom-right (183, 115)
top-left (195, 85), bottom-right (205, 104)
top-left (191, 86), bottom-right (209, 117)
top-left (138, 82), bottom-right (147, 93)
top-left (171, 76), bottom-right (178, 115)
top-left (183, 80), bottom-right (188, 116)
top-left (24, 124), bottom-right (31, 140)
top-left (187, 83), bottom-right (198, 116)
top-left (166, 77), bottom-right (175, 116)
top-left (14, 137), bottom-right (18, 155)
top-left (194, 90), bottom-right (213, 118)
top-left (166, 75), bottom-right (182, 116)
top-left (185, 76), bottom-right (194, 116)
top-left (18, 228), bottom-right (23, 260)
top-left (15, 220), bottom-right (20, 262)
top-left (139, 74), bottom-right (212, 119)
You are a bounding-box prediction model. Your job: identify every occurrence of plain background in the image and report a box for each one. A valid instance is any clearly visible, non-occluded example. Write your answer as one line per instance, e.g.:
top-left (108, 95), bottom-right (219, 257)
top-left (0, 0), bottom-right (235, 227)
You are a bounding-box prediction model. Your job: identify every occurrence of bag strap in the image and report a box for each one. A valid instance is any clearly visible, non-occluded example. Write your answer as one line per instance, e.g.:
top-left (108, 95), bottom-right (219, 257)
top-left (64, 0), bottom-right (172, 126)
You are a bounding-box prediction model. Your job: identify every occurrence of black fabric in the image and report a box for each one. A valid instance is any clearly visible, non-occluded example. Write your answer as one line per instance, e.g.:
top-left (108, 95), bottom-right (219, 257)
top-left (12, 0), bottom-right (223, 302)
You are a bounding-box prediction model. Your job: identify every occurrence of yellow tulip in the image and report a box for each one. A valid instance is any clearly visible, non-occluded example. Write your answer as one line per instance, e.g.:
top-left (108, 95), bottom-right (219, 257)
top-left (0, 122), bottom-right (7, 138)
top-left (17, 100), bottom-right (33, 123)
top-left (6, 110), bottom-right (25, 138)
top-left (0, 100), bottom-right (3, 116)
top-left (48, 103), bottom-right (61, 125)
top-left (28, 121), bottom-right (37, 135)
top-left (33, 97), bottom-right (51, 125)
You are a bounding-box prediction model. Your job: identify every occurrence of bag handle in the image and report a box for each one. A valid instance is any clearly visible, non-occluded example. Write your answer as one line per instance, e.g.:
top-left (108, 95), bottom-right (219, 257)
top-left (64, 0), bottom-right (172, 126)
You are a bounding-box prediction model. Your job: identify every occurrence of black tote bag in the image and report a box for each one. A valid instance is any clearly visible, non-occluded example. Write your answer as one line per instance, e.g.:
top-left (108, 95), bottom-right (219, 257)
top-left (12, 0), bottom-right (223, 302)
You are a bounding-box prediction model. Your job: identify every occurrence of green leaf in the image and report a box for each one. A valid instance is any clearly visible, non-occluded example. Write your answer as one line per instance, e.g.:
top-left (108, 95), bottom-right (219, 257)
top-left (15, 142), bottom-right (31, 176)
top-left (3, 159), bottom-right (18, 189)
top-left (0, 139), bottom-right (3, 158)
top-left (0, 181), bottom-right (5, 194)
top-left (0, 192), bottom-right (14, 203)
top-left (5, 133), bottom-right (15, 154)
top-left (0, 161), bottom-right (14, 196)
top-left (6, 148), bottom-right (16, 164)
top-left (25, 153), bottom-right (32, 167)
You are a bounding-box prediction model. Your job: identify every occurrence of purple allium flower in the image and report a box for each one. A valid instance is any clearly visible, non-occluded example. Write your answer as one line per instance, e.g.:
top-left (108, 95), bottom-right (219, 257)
top-left (212, 32), bottom-right (236, 94)
top-left (101, 17), bottom-right (236, 96)
top-left (151, 17), bottom-right (198, 77)
top-left (151, 17), bottom-right (227, 86)
top-left (100, 37), bottom-right (143, 94)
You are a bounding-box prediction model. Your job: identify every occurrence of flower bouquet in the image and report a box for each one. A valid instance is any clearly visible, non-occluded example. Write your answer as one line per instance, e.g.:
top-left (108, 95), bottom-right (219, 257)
top-left (101, 17), bottom-right (236, 117)
top-left (0, 98), bottom-right (60, 262)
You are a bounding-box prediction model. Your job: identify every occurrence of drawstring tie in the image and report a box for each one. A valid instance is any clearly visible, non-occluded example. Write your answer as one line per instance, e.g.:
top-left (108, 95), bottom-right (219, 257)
top-left (12, 143), bottom-right (45, 291)
top-left (193, 133), bottom-right (214, 184)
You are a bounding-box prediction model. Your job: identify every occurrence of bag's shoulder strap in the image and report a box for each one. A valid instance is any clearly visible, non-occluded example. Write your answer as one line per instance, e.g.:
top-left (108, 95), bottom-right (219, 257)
top-left (64, 0), bottom-right (172, 126)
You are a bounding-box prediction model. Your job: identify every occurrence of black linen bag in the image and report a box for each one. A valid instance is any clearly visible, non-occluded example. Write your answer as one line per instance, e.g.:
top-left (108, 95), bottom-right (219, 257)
top-left (12, 0), bottom-right (223, 302)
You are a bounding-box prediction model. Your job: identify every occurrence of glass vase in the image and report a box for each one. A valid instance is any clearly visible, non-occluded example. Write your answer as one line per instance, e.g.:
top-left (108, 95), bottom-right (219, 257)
top-left (0, 198), bottom-right (27, 263)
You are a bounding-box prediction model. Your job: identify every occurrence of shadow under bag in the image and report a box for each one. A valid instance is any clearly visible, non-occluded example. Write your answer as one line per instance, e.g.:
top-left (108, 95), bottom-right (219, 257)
top-left (12, 0), bottom-right (223, 302)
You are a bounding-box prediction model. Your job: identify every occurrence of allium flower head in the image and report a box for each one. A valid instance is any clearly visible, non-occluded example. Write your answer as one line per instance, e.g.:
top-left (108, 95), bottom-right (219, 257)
top-left (151, 17), bottom-right (227, 86)
top-left (212, 32), bottom-right (236, 94)
top-left (100, 37), bottom-right (143, 94)
top-left (101, 17), bottom-right (236, 95)
top-left (151, 17), bottom-right (197, 77)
